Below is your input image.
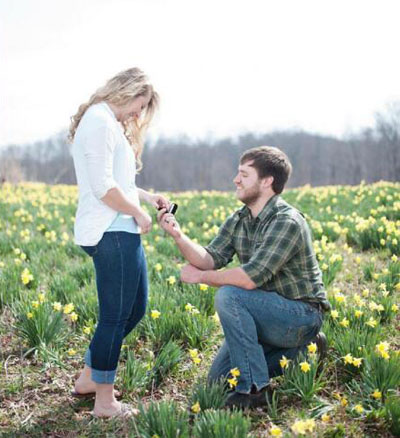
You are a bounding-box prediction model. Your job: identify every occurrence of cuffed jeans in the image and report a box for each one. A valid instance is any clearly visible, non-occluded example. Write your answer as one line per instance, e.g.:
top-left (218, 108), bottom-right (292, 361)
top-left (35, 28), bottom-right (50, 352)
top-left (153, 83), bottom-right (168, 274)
top-left (208, 286), bottom-right (323, 393)
top-left (80, 232), bottom-right (148, 384)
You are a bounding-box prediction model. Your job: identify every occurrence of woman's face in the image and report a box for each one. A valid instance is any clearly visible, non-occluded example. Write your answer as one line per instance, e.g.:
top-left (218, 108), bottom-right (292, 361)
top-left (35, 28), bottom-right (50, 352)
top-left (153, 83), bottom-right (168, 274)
top-left (117, 94), bottom-right (151, 122)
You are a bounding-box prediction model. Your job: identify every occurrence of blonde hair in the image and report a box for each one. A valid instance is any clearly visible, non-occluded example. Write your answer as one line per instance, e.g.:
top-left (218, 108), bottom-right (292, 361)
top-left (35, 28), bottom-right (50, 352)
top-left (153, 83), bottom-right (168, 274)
top-left (68, 67), bottom-right (159, 171)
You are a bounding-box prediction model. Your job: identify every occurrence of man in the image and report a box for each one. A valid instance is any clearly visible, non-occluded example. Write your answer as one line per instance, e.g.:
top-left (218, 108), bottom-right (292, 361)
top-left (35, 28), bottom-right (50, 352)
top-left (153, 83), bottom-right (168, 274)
top-left (158, 146), bottom-right (330, 409)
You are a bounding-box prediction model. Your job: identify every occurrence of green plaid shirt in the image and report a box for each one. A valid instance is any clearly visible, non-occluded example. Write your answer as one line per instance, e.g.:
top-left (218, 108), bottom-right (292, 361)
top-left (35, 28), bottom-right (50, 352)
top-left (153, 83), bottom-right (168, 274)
top-left (205, 195), bottom-right (330, 310)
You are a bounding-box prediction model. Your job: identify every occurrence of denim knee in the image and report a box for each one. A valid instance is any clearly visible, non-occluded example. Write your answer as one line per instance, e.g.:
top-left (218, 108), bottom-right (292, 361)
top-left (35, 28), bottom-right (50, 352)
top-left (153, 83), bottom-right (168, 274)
top-left (215, 285), bottom-right (243, 315)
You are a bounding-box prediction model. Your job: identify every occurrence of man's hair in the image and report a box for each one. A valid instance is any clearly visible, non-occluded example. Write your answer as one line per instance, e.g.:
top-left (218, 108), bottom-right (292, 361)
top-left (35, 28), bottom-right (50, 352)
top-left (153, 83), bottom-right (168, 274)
top-left (240, 146), bottom-right (292, 194)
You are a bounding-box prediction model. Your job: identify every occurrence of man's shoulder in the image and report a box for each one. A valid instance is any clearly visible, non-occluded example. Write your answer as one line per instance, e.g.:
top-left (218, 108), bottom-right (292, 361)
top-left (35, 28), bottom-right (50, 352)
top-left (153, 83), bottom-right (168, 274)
top-left (223, 208), bottom-right (243, 227)
top-left (273, 198), bottom-right (306, 224)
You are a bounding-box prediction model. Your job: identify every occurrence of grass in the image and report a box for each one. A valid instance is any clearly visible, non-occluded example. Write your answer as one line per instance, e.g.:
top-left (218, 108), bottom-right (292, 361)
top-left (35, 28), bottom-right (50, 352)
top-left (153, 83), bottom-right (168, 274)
top-left (0, 181), bottom-right (399, 437)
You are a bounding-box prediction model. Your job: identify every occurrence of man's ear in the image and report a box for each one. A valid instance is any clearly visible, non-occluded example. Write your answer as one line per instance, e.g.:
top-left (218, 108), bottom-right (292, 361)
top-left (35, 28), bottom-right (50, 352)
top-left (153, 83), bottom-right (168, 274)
top-left (261, 175), bottom-right (274, 190)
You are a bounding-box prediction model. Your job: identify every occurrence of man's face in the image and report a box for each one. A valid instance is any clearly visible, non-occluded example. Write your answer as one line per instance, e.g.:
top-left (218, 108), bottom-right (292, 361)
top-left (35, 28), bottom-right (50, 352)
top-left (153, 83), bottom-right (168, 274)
top-left (233, 161), bottom-right (263, 205)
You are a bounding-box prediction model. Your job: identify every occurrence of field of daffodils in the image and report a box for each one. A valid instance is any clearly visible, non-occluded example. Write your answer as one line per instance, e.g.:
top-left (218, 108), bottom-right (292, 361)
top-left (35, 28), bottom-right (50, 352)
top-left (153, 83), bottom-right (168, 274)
top-left (0, 181), bottom-right (399, 437)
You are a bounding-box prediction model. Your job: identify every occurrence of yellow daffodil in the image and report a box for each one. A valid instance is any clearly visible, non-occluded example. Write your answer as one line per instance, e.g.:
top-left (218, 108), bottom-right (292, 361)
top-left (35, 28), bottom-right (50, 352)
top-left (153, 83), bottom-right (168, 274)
top-left (227, 377), bottom-right (238, 388)
top-left (331, 309), bottom-right (339, 319)
top-left (291, 418), bottom-right (315, 435)
top-left (53, 302), bottom-right (62, 311)
top-left (191, 401), bottom-right (201, 413)
top-left (300, 361), bottom-right (311, 373)
top-left (150, 310), bottom-right (161, 319)
top-left (371, 389), bottom-right (382, 400)
top-left (185, 303), bottom-right (194, 312)
top-left (335, 293), bottom-right (346, 304)
top-left (63, 303), bottom-right (74, 314)
top-left (354, 404), bottom-right (364, 414)
top-left (354, 309), bottom-right (363, 318)
top-left (167, 275), bottom-right (176, 285)
top-left (366, 317), bottom-right (377, 328)
top-left (376, 341), bottom-right (390, 354)
top-left (270, 425), bottom-right (283, 437)
top-left (362, 289), bottom-right (370, 297)
top-left (307, 342), bottom-right (317, 354)
top-left (321, 413), bottom-right (330, 422)
top-left (21, 268), bottom-right (34, 285)
top-left (230, 367), bottom-right (240, 377)
top-left (343, 353), bottom-right (354, 365)
top-left (280, 355), bottom-right (290, 369)
top-left (381, 351), bottom-right (390, 360)
top-left (189, 349), bottom-right (199, 358)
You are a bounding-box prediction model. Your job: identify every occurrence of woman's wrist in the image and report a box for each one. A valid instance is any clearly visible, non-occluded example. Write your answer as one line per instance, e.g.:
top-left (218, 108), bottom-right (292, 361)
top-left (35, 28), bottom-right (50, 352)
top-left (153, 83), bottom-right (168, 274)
top-left (138, 188), bottom-right (152, 204)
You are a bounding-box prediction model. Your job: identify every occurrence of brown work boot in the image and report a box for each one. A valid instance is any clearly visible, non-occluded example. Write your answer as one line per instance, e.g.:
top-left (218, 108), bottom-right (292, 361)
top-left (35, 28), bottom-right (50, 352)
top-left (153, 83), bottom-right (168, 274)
top-left (312, 331), bottom-right (328, 374)
top-left (224, 385), bottom-right (273, 410)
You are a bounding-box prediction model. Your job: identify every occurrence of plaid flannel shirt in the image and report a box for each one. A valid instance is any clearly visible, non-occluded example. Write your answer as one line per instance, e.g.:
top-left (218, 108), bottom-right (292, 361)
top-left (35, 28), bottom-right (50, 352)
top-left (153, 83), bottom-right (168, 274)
top-left (205, 195), bottom-right (330, 310)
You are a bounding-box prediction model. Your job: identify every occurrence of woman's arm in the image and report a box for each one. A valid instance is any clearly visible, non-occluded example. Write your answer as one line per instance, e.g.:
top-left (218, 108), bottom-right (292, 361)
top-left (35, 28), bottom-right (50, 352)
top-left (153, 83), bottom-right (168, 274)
top-left (101, 187), bottom-right (152, 233)
top-left (138, 188), bottom-right (170, 210)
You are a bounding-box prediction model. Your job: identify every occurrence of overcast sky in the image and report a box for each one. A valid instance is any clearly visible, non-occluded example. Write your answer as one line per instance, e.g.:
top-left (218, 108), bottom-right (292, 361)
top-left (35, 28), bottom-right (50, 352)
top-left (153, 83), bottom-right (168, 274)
top-left (1, 0), bottom-right (399, 148)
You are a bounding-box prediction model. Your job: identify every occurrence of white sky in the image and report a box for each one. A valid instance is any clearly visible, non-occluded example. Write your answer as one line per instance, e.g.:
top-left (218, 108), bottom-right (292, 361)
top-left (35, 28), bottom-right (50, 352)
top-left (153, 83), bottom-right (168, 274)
top-left (1, 0), bottom-right (400, 148)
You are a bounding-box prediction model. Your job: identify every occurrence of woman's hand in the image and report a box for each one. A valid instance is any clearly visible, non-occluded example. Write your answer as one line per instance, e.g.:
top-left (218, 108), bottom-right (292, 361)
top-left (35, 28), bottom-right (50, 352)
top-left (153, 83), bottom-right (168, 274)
top-left (143, 191), bottom-right (170, 211)
top-left (134, 207), bottom-right (152, 234)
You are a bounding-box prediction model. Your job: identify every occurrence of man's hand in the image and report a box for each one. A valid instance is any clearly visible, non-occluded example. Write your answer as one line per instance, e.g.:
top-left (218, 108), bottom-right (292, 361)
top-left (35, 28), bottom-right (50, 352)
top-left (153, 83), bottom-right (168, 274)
top-left (180, 264), bottom-right (204, 284)
top-left (157, 209), bottom-right (182, 239)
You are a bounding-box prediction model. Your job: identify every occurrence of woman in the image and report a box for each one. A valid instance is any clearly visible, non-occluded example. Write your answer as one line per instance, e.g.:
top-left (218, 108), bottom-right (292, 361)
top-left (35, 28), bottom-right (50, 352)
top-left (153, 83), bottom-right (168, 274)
top-left (69, 67), bottom-right (168, 418)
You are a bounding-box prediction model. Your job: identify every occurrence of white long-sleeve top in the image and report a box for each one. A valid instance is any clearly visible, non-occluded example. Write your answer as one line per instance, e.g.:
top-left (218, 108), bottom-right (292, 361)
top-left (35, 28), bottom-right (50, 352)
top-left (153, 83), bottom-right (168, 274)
top-left (71, 102), bottom-right (140, 246)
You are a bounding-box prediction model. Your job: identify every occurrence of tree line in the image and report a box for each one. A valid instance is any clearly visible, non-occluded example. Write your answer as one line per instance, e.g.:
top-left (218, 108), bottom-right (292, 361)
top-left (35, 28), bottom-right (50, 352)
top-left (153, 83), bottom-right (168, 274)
top-left (1, 103), bottom-right (399, 190)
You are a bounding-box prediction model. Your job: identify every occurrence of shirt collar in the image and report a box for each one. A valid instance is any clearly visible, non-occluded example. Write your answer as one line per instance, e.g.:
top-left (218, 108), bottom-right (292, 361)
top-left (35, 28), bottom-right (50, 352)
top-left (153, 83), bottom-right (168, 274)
top-left (238, 194), bottom-right (280, 222)
top-left (101, 101), bottom-right (118, 122)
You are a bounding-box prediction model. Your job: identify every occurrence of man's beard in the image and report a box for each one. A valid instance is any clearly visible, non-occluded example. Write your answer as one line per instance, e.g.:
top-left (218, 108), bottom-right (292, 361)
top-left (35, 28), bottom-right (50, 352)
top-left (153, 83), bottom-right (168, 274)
top-left (237, 183), bottom-right (262, 206)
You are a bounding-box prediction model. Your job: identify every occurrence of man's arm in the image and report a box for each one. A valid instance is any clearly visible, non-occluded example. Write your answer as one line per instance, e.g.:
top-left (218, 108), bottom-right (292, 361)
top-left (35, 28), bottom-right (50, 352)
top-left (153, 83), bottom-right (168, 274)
top-left (158, 210), bottom-right (215, 270)
top-left (181, 264), bottom-right (257, 290)
top-left (175, 234), bottom-right (216, 270)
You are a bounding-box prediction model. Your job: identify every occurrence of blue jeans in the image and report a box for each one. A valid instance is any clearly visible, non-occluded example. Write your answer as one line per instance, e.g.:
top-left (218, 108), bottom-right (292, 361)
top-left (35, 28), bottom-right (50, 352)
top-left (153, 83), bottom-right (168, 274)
top-left (80, 232), bottom-right (148, 384)
top-left (208, 286), bottom-right (323, 393)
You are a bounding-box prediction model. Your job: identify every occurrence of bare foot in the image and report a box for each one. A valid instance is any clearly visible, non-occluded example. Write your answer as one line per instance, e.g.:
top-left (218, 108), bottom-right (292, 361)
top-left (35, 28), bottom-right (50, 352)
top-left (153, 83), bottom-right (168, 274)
top-left (74, 365), bottom-right (95, 394)
top-left (93, 399), bottom-right (121, 417)
top-left (74, 381), bottom-right (96, 394)
top-left (92, 401), bottom-right (137, 418)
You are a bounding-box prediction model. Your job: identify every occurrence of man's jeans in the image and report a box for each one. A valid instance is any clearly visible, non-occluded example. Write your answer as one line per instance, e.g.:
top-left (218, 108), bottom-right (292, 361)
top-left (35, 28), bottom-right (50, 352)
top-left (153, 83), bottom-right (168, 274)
top-left (80, 232), bottom-right (148, 384)
top-left (208, 286), bottom-right (323, 393)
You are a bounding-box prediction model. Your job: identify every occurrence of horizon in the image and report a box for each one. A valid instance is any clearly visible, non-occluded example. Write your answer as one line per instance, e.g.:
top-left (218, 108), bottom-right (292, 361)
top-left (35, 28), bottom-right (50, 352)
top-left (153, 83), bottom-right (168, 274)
top-left (1, 0), bottom-right (399, 149)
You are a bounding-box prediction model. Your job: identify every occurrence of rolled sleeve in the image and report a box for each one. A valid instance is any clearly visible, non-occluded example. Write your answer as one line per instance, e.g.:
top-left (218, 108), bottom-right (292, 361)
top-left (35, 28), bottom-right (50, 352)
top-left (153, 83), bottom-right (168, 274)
top-left (83, 125), bottom-right (118, 199)
top-left (204, 216), bottom-right (236, 269)
top-left (241, 217), bottom-right (302, 287)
